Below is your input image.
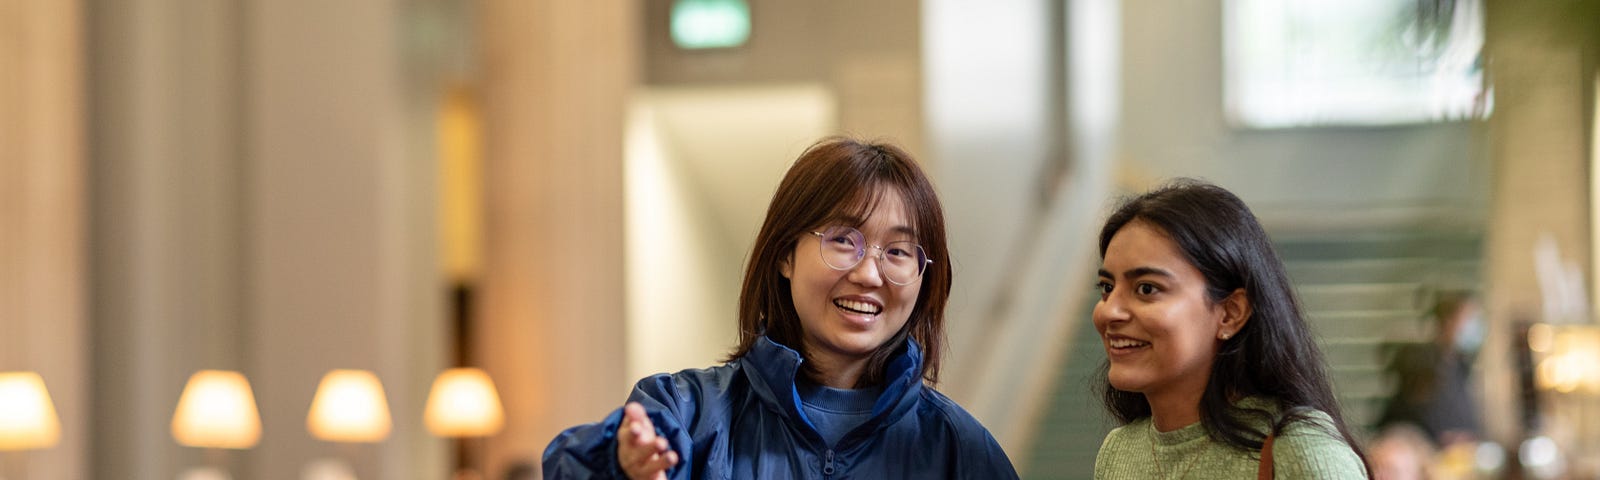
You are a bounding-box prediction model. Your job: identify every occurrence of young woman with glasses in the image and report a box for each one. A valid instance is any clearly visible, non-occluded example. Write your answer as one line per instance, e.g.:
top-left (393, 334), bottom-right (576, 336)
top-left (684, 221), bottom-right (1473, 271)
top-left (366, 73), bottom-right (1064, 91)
top-left (543, 138), bottom-right (1018, 479)
top-left (1091, 180), bottom-right (1369, 479)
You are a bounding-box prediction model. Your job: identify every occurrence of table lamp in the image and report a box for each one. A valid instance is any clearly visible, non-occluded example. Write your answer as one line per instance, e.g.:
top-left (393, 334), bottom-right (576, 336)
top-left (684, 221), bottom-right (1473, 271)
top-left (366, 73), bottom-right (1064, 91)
top-left (171, 370), bottom-right (261, 480)
top-left (0, 371), bottom-right (60, 480)
top-left (425, 368), bottom-right (504, 479)
top-left (1530, 324), bottom-right (1600, 478)
top-left (305, 369), bottom-right (391, 480)
top-left (0, 371), bottom-right (61, 451)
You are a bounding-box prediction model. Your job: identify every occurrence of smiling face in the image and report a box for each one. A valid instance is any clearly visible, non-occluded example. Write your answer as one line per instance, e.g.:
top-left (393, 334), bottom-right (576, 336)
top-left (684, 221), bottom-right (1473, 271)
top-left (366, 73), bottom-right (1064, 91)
top-left (1093, 220), bottom-right (1233, 402)
top-left (781, 188), bottom-right (922, 372)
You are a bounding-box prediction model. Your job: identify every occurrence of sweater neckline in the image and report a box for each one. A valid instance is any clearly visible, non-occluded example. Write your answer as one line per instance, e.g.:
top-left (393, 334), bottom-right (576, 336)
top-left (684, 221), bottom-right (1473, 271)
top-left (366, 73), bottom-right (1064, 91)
top-left (1150, 419), bottom-right (1208, 446)
top-left (1147, 396), bottom-right (1281, 447)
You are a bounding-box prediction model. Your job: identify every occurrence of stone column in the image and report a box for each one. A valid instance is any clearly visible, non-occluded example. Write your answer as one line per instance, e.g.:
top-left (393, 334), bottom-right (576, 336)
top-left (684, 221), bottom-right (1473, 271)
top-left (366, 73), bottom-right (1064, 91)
top-left (476, 0), bottom-right (637, 475)
top-left (89, 1), bottom-right (248, 477)
top-left (244, 1), bottom-right (446, 478)
top-left (0, 0), bottom-right (86, 478)
top-left (91, 1), bottom-right (448, 478)
top-left (1481, 0), bottom-right (1598, 445)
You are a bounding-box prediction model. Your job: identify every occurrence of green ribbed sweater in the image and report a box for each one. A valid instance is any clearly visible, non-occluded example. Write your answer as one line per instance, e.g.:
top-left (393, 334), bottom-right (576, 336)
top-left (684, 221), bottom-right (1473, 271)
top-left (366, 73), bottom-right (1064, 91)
top-left (1094, 401), bottom-right (1367, 479)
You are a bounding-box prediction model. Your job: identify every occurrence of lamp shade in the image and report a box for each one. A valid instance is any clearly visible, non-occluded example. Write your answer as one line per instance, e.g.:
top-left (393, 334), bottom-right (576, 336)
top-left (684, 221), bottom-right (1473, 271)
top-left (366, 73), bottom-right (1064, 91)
top-left (307, 369), bottom-right (391, 442)
top-left (424, 368), bottom-right (505, 437)
top-left (1536, 326), bottom-right (1600, 393)
top-left (0, 371), bottom-right (61, 450)
top-left (171, 369), bottom-right (261, 449)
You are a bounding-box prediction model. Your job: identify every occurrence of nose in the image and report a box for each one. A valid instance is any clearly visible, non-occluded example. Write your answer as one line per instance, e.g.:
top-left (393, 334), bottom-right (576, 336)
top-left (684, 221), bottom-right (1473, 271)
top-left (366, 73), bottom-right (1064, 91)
top-left (1093, 289), bottom-right (1128, 330)
top-left (846, 247), bottom-right (886, 287)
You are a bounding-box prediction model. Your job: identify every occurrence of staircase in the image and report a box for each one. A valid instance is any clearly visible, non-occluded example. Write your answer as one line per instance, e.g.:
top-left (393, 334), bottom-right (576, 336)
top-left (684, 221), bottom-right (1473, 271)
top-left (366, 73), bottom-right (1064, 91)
top-left (1279, 233), bottom-right (1483, 431)
top-left (1021, 296), bottom-right (1114, 479)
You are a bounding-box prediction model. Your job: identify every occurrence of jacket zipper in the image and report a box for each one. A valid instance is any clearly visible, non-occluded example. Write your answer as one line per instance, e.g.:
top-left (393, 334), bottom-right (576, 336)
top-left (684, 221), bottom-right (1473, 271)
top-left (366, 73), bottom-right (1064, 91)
top-left (823, 449), bottom-right (836, 478)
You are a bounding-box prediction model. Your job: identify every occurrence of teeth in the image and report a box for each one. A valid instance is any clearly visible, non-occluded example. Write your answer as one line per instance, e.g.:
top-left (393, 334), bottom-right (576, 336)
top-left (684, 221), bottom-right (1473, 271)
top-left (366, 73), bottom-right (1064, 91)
top-left (834, 299), bottom-right (882, 315)
top-left (1108, 338), bottom-right (1149, 349)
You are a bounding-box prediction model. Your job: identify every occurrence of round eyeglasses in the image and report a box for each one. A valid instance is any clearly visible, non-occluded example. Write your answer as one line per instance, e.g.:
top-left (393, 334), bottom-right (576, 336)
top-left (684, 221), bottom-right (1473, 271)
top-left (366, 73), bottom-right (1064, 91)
top-left (809, 226), bottom-right (932, 286)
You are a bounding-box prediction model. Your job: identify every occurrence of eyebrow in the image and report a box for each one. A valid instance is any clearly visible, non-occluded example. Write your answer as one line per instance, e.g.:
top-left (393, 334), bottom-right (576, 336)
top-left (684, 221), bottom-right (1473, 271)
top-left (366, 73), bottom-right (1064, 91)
top-left (830, 216), bottom-right (918, 237)
top-left (1097, 266), bottom-right (1176, 280)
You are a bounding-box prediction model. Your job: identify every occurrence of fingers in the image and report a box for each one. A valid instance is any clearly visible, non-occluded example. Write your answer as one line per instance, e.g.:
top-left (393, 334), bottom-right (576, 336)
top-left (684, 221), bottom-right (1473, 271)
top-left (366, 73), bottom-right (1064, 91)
top-left (620, 435), bottom-right (678, 478)
top-left (624, 403), bottom-right (653, 433)
top-left (616, 403), bottom-right (679, 479)
top-left (629, 447), bottom-right (678, 479)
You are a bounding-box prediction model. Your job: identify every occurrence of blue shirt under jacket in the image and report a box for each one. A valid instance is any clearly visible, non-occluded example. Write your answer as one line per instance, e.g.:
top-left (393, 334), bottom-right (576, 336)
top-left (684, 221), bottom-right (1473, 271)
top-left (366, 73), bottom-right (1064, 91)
top-left (541, 336), bottom-right (1019, 479)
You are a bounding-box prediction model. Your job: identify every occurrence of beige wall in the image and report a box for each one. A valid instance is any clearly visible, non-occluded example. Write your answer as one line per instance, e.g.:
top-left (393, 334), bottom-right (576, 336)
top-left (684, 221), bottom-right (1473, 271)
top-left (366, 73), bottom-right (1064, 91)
top-left (622, 98), bottom-right (744, 386)
top-left (1118, 0), bottom-right (1491, 234)
top-left (642, 0), bottom-right (924, 157)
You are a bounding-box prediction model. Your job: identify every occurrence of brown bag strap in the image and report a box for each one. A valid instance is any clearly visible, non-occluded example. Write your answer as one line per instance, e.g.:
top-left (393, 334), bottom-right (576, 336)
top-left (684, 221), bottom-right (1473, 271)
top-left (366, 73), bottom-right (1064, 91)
top-left (1257, 434), bottom-right (1276, 480)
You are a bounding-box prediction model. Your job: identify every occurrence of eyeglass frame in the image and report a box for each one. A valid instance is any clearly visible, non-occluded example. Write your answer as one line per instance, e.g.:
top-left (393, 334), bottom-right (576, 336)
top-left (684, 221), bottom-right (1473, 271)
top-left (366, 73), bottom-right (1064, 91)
top-left (807, 226), bottom-right (934, 286)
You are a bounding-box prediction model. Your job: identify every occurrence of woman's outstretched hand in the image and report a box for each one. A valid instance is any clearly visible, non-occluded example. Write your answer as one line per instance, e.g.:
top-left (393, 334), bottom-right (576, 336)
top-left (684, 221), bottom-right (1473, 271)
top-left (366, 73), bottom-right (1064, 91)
top-left (616, 402), bottom-right (679, 480)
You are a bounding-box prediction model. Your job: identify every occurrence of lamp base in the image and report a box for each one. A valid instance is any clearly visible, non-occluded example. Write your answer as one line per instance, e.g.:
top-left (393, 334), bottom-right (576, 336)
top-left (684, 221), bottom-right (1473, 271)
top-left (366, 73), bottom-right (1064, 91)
top-left (301, 458), bottom-right (357, 480)
top-left (177, 466), bottom-right (232, 480)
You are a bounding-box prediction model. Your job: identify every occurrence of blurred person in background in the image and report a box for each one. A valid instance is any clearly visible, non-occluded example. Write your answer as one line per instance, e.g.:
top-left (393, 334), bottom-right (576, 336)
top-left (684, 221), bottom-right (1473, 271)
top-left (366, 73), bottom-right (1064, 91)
top-left (1377, 291), bottom-right (1484, 448)
top-left (1367, 424), bottom-right (1435, 480)
top-left (1092, 180), bottom-right (1369, 479)
top-left (542, 138), bottom-right (1018, 479)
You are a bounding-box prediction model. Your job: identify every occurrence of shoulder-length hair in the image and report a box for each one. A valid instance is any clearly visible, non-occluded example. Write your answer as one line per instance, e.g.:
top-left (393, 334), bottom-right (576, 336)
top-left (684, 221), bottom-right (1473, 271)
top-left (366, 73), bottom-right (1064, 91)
top-left (726, 137), bottom-right (951, 387)
top-left (1095, 179), bottom-right (1367, 463)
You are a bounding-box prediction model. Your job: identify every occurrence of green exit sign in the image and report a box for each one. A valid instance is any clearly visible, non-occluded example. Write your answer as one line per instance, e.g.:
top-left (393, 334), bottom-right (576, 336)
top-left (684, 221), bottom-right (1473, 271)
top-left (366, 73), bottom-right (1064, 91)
top-left (670, 0), bottom-right (750, 49)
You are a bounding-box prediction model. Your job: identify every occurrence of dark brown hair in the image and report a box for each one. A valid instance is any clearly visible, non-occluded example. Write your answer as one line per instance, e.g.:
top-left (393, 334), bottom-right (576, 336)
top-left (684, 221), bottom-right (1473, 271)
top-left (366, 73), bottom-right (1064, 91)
top-left (1096, 179), bottom-right (1368, 471)
top-left (726, 137), bottom-right (951, 387)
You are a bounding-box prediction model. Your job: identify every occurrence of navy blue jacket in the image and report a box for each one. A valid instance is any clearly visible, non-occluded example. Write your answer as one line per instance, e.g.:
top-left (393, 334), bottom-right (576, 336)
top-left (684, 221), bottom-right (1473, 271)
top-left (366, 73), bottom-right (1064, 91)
top-left (543, 336), bottom-right (1019, 479)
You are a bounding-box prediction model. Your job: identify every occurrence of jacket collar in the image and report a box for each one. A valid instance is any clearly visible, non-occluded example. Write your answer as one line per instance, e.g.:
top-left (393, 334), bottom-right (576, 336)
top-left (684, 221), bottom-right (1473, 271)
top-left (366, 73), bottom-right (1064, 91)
top-left (739, 335), bottom-right (925, 438)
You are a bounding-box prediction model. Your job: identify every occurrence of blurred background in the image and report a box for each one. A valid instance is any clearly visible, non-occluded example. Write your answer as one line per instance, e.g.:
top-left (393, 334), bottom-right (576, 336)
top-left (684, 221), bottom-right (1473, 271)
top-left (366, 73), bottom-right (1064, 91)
top-left (2, 0), bottom-right (1598, 478)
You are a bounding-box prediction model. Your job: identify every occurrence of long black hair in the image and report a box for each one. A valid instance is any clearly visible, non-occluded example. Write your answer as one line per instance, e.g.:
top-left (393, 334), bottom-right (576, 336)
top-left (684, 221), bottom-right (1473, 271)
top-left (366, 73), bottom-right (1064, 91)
top-left (1095, 179), bottom-right (1368, 465)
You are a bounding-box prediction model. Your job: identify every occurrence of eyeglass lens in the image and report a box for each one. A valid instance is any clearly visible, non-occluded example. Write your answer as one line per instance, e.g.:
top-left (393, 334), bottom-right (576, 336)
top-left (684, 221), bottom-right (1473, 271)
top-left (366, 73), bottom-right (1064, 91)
top-left (815, 226), bottom-right (928, 285)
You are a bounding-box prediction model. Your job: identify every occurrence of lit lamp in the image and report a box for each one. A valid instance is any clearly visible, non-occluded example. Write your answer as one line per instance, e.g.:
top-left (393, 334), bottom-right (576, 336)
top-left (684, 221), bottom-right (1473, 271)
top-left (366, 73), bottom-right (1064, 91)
top-left (305, 370), bottom-right (391, 480)
top-left (1529, 324), bottom-right (1600, 478)
top-left (1533, 324), bottom-right (1600, 394)
top-left (0, 371), bottom-right (60, 480)
top-left (171, 370), bottom-right (262, 480)
top-left (0, 371), bottom-right (61, 451)
top-left (425, 368), bottom-right (504, 479)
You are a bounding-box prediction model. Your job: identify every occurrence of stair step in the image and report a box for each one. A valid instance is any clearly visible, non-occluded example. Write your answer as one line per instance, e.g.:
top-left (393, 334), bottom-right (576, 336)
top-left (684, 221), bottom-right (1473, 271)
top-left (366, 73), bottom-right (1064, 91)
top-left (1308, 310), bottom-right (1434, 342)
top-left (1330, 366), bottom-right (1392, 397)
top-left (1321, 340), bottom-right (1387, 367)
top-left (1288, 258), bottom-right (1440, 285)
top-left (1298, 283), bottom-right (1431, 312)
top-left (1274, 234), bottom-right (1483, 261)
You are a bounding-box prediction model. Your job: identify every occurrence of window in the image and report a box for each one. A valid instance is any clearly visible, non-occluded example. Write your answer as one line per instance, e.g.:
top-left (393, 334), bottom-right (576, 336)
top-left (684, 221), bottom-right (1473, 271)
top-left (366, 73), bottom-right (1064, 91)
top-left (1225, 0), bottom-right (1491, 128)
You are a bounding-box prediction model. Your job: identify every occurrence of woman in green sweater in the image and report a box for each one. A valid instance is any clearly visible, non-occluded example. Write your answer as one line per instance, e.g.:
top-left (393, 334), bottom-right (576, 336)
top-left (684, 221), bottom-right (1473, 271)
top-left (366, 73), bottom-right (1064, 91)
top-left (1091, 180), bottom-right (1369, 479)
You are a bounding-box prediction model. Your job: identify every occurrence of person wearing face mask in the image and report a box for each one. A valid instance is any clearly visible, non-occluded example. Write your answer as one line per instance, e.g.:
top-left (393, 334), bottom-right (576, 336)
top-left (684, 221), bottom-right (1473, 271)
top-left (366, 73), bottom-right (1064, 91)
top-left (1377, 291), bottom-right (1485, 448)
top-left (541, 138), bottom-right (1018, 479)
top-left (1091, 180), bottom-right (1369, 479)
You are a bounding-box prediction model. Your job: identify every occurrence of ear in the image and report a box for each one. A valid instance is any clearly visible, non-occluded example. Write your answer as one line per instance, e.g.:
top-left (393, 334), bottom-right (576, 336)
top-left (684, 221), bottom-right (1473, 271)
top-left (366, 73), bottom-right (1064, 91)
top-left (779, 249), bottom-right (794, 279)
top-left (1216, 288), bottom-right (1252, 340)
